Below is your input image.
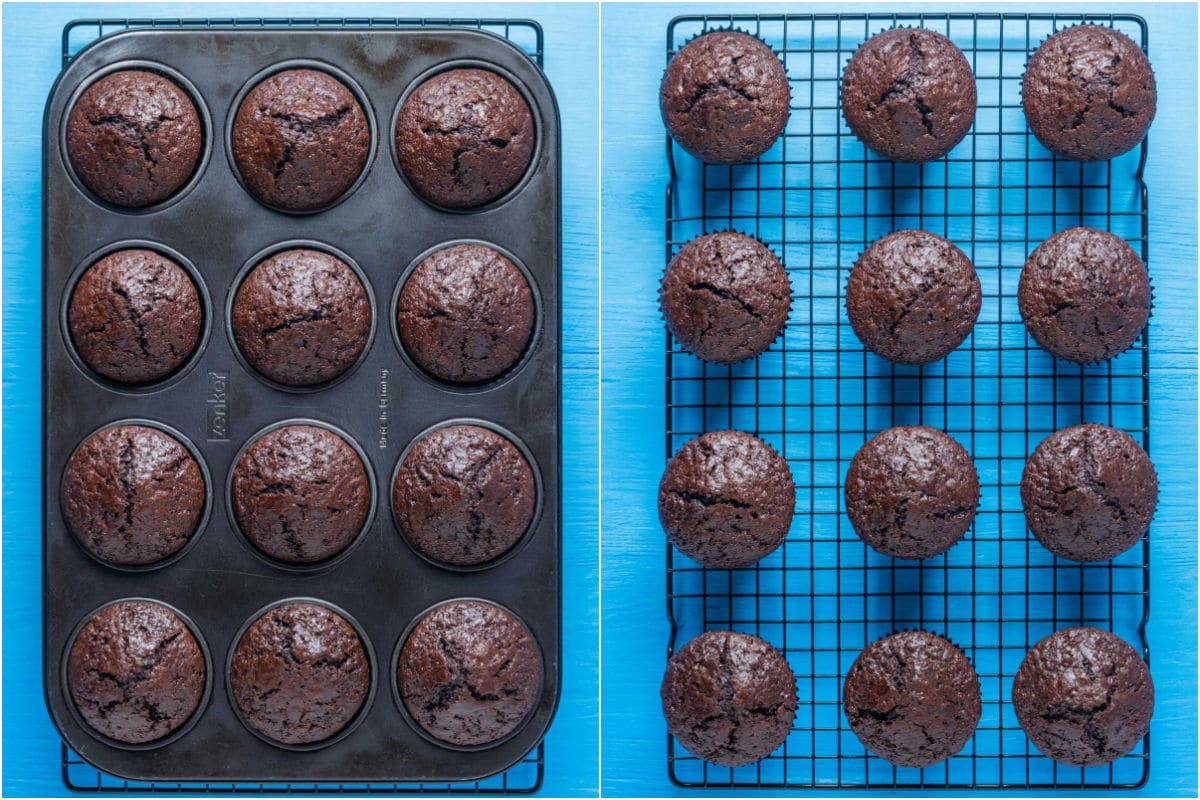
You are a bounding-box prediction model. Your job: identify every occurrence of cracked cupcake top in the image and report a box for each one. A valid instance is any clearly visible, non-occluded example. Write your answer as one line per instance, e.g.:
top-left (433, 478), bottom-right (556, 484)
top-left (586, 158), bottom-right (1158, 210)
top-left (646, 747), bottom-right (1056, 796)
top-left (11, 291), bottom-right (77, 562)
top-left (846, 230), bottom-right (981, 365)
top-left (67, 600), bottom-right (206, 744)
top-left (62, 424), bottom-right (206, 566)
top-left (398, 600), bottom-right (542, 747)
top-left (397, 244), bottom-right (535, 384)
top-left (68, 248), bottom-right (203, 385)
top-left (659, 30), bottom-right (791, 164)
top-left (392, 424), bottom-right (536, 568)
top-left (229, 602), bottom-right (370, 746)
top-left (231, 424), bottom-right (371, 564)
top-left (1023, 25), bottom-right (1156, 162)
top-left (1013, 627), bottom-right (1153, 766)
top-left (660, 630), bottom-right (796, 767)
top-left (843, 631), bottom-right (981, 768)
top-left (660, 231), bottom-right (792, 364)
top-left (66, 69), bottom-right (202, 208)
top-left (841, 28), bottom-right (976, 162)
top-left (231, 68), bottom-right (370, 212)
top-left (1021, 424), bottom-right (1157, 562)
top-left (1018, 227), bottom-right (1150, 364)
top-left (231, 248), bottom-right (371, 387)
top-left (658, 429), bottom-right (794, 568)
top-left (395, 68), bottom-right (535, 209)
top-left (845, 426), bottom-right (979, 560)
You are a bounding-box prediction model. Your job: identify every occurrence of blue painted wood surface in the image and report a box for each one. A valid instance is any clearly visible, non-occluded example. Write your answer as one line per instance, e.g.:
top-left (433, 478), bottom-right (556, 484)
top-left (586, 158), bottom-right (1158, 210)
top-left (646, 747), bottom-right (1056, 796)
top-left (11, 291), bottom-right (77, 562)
top-left (1, 3), bottom-right (598, 796)
top-left (601, 3), bottom-right (1196, 796)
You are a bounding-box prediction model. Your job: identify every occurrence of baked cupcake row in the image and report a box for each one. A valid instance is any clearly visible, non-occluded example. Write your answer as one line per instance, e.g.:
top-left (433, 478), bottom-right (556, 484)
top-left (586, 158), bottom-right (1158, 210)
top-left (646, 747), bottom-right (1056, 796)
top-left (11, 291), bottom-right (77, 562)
top-left (65, 241), bottom-right (536, 390)
top-left (662, 227), bottom-right (1150, 368)
top-left (66, 65), bottom-right (535, 212)
top-left (660, 423), bottom-right (1156, 568)
top-left (661, 25), bottom-right (1156, 164)
top-left (663, 627), bottom-right (1153, 770)
top-left (65, 597), bottom-right (542, 751)
top-left (61, 420), bottom-right (538, 571)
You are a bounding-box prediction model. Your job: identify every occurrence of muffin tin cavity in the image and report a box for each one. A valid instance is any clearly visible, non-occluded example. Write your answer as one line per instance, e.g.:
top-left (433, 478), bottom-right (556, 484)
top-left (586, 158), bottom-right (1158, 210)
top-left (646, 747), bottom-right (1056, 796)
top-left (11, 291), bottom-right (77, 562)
top-left (61, 598), bottom-right (213, 751)
top-left (392, 61), bottom-right (543, 213)
top-left (391, 419), bottom-right (543, 571)
top-left (227, 60), bottom-right (376, 214)
top-left (226, 419), bottom-right (377, 572)
top-left (44, 26), bottom-right (559, 785)
top-left (391, 598), bottom-right (545, 751)
top-left (60, 419), bottom-right (212, 572)
top-left (226, 240), bottom-right (376, 392)
top-left (60, 60), bottom-right (212, 214)
top-left (61, 241), bottom-right (212, 393)
top-left (227, 598), bottom-right (377, 752)
top-left (393, 239), bottom-right (541, 390)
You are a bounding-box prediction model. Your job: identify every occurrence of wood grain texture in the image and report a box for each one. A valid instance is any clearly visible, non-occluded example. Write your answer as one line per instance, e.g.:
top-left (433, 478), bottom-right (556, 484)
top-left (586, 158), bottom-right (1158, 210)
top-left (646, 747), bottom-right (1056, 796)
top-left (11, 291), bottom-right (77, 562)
top-left (601, 3), bottom-right (1196, 796)
top-left (1, 3), bottom-right (598, 796)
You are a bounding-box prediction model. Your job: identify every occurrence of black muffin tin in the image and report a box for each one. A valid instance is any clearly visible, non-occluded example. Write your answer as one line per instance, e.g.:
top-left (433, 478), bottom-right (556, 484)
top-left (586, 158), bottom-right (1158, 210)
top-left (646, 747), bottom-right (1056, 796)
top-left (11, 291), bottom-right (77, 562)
top-left (42, 27), bottom-right (560, 784)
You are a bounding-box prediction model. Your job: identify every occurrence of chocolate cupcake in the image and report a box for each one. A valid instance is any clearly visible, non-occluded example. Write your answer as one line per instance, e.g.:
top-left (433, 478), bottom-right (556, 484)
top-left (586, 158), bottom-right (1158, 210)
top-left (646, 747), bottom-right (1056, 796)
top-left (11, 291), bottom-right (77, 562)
top-left (845, 230), bottom-right (981, 365)
top-left (395, 68), bottom-right (535, 209)
top-left (229, 602), bottom-right (370, 746)
top-left (660, 30), bottom-right (791, 164)
top-left (231, 424), bottom-right (371, 564)
top-left (67, 600), bottom-right (206, 744)
top-left (661, 630), bottom-right (796, 767)
top-left (843, 631), bottom-right (981, 768)
top-left (842, 28), bottom-right (976, 162)
top-left (1021, 424), bottom-right (1156, 562)
top-left (1013, 627), bottom-right (1153, 766)
top-left (62, 424), bottom-right (206, 566)
top-left (1019, 227), bottom-right (1151, 364)
top-left (231, 248), bottom-right (371, 387)
top-left (659, 430), bottom-right (794, 568)
top-left (845, 426), bottom-right (979, 560)
top-left (1023, 25), bottom-right (1156, 162)
top-left (398, 599), bottom-right (542, 747)
top-left (392, 424), bottom-right (536, 567)
top-left (65, 69), bottom-right (202, 208)
top-left (68, 248), bottom-right (203, 385)
top-left (231, 69), bottom-right (370, 212)
top-left (397, 244), bottom-right (535, 384)
top-left (661, 231), bottom-right (791, 364)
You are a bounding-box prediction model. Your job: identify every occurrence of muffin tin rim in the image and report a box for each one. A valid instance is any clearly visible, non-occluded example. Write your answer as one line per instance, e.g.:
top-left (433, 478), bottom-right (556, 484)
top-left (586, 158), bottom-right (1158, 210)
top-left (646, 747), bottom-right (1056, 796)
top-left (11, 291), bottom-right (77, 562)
top-left (389, 596), bottom-right (547, 753)
top-left (222, 417), bottom-right (380, 574)
top-left (58, 239), bottom-right (214, 396)
top-left (224, 58), bottom-right (379, 216)
top-left (389, 237), bottom-right (545, 395)
top-left (225, 596), bottom-right (379, 753)
top-left (387, 416), bottom-right (546, 573)
top-left (57, 59), bottom-right (214, 216)
top-left (59, 596), bottom-right (215, 752)
top-left (58, 417), bottom-right (214, 573)
top-left (223, 238), bottom-right (379, 394)
top-left (389, 58), bottom-right (545, 216)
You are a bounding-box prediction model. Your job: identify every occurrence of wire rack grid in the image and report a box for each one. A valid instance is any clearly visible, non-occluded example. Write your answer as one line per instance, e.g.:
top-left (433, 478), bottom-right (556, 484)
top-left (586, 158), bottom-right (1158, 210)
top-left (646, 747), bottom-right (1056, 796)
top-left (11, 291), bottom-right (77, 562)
top-left (664, 12), bottom-right (1150, 791)
top-left (57, 16), bottom-right (544, 796)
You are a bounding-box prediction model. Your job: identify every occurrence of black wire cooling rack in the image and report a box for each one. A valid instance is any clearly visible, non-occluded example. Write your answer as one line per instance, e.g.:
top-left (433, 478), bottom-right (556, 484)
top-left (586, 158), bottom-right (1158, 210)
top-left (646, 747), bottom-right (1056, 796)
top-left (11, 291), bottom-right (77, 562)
top-left (57, 16), bottom-right (545, 796)
top-left (664, 12), bottom-right (1150, 791)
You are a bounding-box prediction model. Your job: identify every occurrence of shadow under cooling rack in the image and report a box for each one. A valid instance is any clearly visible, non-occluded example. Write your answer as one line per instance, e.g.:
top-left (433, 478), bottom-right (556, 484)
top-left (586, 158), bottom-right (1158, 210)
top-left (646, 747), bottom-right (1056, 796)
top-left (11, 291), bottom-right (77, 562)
top-left (57, 16), bottom-right (544, 797)
top-left (664, 12), bottom-right (1150, 791)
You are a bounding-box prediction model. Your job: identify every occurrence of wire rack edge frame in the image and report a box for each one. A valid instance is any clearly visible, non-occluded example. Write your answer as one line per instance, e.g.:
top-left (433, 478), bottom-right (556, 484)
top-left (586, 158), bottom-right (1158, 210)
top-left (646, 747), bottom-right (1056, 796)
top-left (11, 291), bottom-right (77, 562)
top-left (56, 15), bottom-right (545, 796)
top-left (663, 11), bottom-right (1150, 792)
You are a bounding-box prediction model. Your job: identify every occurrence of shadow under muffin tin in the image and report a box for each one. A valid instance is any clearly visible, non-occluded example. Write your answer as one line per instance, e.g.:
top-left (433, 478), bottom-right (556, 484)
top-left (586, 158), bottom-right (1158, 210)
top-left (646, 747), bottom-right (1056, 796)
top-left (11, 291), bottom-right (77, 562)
top-left (43, 27), bottom-right (560, 784)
